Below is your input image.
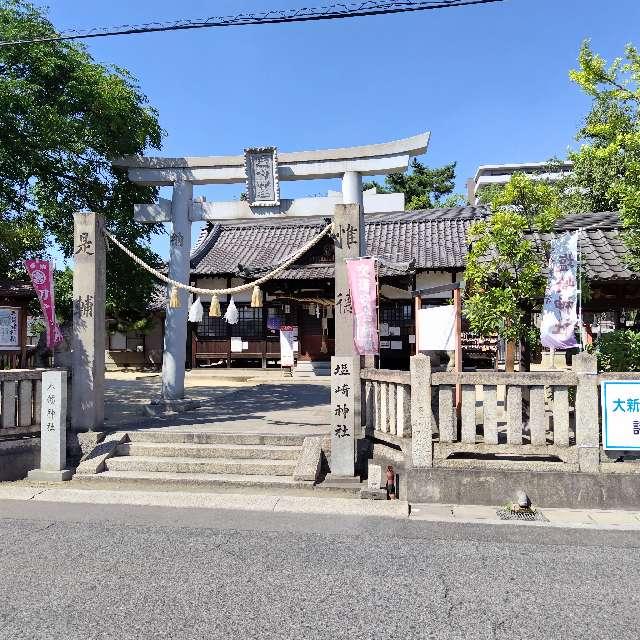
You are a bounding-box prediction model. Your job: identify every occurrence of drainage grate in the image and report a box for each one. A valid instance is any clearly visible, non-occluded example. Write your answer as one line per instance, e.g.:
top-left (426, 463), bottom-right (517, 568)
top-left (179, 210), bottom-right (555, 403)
top-left (496, 507), bottom-right (547, 522)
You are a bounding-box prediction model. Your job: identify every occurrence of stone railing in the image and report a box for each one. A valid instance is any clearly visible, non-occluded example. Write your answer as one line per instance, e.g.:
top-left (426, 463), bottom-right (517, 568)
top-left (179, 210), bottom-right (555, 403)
top-left (406, 353), bottom-right (602, 473)
top-left (0, 369), bottom-right (63, 438)
top-left (361, 368), bottom-right (412, 438)
top-left (360, 353), bottom-right (613, 473)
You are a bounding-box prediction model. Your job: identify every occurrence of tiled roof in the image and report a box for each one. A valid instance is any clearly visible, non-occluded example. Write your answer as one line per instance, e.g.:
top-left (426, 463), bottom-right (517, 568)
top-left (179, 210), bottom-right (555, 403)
top-left (191, 206), bottom-right (484, 279)
top-left (0, 280), bottom-right (35, 298)
top-left (529, 227), bottom-right (636, 281)
top-left (189, 207), bottom-right (637, 281)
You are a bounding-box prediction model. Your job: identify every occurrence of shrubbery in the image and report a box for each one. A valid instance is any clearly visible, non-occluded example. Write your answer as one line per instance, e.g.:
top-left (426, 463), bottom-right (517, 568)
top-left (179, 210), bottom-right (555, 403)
top-left (595, 330), bottom-right (640, 372)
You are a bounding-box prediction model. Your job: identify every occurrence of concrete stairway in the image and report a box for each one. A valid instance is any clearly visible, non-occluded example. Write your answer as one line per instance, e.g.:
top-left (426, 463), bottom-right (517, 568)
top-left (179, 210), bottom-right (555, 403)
top-left (80, 430), bottom-right (358, 495)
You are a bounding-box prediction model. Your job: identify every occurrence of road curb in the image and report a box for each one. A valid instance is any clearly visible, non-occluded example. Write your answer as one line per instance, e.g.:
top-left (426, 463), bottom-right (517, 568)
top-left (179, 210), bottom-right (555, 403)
top-left (0, 485), bottom-right (410, 518)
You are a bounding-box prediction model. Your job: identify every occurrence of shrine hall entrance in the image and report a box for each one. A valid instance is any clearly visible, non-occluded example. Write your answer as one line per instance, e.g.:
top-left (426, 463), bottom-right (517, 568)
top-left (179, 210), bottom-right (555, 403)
top-left (189, 299), bottom-right (335, 369)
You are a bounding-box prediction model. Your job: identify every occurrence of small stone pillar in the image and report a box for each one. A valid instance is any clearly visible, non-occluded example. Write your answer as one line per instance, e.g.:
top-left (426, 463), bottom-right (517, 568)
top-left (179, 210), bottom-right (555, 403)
top-left (28, 370), bottom-right (72, 481)
top-left (574, 352), bottom-right (600, 473)
top-left (411, 354), bottom-right (433, 467)
top-left (72, 212), bottom-right (105, 432)
top-left (330, 356), bottom-right (357, 476)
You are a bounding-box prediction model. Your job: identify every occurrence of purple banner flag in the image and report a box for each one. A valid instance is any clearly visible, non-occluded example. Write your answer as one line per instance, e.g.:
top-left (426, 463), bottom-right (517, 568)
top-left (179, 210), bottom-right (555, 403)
top-left (346, 257), bottom-right (379, 356)
top-left (540, 232), bottom-right (579, 350)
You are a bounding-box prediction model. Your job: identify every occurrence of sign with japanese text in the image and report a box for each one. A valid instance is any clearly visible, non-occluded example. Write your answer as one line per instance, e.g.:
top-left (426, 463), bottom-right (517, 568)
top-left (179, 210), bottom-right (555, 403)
top-left (346, 257), bottom-right (379, 356)
top-left (245, 147), bottom-right (280, 207)
top-left (601, 380), bottom-right (640, 450)
top-left (330, 356), bottom-right (356, 475)
top-left (279, 325), bottom-right (297, 367)
top-left (540, 232), bottom-right (579, 350)
top-left (0, 307), bottom-right (19, 349)
top-left (24, 259), bottom-right (63, 349)
top-left (40, 369), bottom-right (68, 471)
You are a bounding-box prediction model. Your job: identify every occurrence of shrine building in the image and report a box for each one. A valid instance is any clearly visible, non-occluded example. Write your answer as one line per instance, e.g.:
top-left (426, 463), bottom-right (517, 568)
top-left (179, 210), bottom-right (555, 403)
top-left (180, 207), bottom-right (636, 372)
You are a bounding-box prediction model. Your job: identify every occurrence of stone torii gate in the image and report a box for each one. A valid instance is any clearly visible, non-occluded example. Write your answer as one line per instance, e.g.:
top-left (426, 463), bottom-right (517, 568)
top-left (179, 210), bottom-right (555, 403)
top-left (108, 132), bottom-right (429, 476)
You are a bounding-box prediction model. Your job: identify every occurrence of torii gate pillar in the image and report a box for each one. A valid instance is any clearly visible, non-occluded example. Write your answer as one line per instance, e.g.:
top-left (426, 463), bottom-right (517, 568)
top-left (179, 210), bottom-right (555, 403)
top-left (162, 179), bottom-right (193, 400)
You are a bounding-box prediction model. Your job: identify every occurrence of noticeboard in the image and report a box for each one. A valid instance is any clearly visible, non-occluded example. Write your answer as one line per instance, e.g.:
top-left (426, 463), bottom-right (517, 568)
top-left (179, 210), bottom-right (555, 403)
top-left (601, 380), bottom-right (640, 450)
top-left (0, 307), bottom-right (20, 349)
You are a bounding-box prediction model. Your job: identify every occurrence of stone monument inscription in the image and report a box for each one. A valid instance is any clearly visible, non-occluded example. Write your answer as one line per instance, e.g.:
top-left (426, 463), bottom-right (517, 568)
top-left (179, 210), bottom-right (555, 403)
top-left (28, 369), bottom-right (72, 481)
top-left (330, 355), bottom-right (356, 476)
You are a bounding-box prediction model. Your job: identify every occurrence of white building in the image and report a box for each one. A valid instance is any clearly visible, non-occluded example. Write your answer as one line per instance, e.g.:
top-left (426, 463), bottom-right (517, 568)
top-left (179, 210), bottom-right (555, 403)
top-left (468, 161), bottom-right (573, 204)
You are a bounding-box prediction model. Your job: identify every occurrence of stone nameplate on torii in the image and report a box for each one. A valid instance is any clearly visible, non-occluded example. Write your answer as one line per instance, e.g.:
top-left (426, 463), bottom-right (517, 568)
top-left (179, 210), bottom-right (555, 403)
top-left (245, 147), bottom-right (280, 207)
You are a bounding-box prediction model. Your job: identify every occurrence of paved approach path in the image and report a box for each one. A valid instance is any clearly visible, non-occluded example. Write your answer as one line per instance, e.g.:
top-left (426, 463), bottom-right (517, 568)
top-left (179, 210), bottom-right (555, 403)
top-left (104, 372), bottom-right (330, 436)
top-left (0, 500), bottom-right (638, 640)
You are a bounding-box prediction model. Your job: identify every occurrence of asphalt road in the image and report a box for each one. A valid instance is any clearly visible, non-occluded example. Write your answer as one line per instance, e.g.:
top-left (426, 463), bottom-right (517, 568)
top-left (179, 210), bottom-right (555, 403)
top-left (0, 500), bottom-right (638, 640)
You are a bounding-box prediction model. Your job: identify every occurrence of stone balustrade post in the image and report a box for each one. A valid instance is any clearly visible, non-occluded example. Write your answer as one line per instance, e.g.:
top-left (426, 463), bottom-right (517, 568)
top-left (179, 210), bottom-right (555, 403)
top-left (574, 352), bottom-right (600, 473)
top-left (410, 354), bottom-right (432, 467)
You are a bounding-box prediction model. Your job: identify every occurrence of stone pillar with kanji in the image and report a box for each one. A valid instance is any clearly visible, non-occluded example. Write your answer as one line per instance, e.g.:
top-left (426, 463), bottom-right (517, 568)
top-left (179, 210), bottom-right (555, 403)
top-left (71, 212), bottom-right (106, 432)
top-left (330, 203), bottom-right (365, 476)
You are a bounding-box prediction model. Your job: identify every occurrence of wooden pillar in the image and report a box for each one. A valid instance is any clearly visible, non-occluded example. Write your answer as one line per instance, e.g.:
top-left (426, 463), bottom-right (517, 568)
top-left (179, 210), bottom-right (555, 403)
top-left (19, 302), bottom-right (28, 368)
top-left (414, 295), bottom-right (421, 356)
top-left (453, 287), bottom-right (462, 412)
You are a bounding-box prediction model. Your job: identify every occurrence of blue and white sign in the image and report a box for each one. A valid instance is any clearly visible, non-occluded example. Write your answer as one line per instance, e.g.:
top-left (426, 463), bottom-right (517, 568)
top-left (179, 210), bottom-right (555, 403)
top-left (601, 380), bottom-right (640, 450)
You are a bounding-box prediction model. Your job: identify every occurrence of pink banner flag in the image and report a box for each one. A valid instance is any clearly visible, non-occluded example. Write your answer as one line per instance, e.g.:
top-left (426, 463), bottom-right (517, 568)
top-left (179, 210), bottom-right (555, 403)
top-left (346, 257), bottom-right (379, 356)
top-left (24, 260), bottom-right (63, 349)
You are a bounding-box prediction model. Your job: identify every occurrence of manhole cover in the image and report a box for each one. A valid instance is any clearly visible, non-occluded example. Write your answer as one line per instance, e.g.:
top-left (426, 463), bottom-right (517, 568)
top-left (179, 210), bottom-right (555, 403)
top-left (496, 507), bottom-right (547, 522)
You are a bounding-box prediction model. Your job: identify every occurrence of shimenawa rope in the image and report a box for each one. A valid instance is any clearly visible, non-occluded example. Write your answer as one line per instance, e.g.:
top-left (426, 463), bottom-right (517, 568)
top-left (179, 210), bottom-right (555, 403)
top-left (102, 222), bottom-right (334, 296)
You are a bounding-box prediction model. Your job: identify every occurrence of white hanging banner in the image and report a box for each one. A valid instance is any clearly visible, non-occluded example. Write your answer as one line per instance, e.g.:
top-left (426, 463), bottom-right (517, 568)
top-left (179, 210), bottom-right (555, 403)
top-left (540, 232), bottom-right (579, 350)
top-left (417, 306), bottom-right (456, 351)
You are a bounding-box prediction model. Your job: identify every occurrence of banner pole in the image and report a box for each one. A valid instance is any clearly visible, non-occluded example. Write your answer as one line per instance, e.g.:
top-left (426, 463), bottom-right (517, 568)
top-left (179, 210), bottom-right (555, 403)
top-left (578, 228), bottom-right (584, 352)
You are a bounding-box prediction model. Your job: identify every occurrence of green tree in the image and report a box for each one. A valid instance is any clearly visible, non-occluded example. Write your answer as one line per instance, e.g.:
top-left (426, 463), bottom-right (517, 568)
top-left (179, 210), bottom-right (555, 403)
top-left (363, 159), bottom-right (463, 210)
top-left (464, 173), bottom-right (562, 370)
top-left (567, 40), bottom-right (640, 267)
top-left (0, 0), bottom-right (164, 325)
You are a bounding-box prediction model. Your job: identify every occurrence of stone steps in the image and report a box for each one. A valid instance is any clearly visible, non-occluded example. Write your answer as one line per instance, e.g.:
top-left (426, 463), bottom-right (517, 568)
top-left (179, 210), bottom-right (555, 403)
top-left (116, 442), bottom-right (301, 461)
top-left (79, 428), bottom-right (342, 494)
top-left (294, 361), bottom-right (331, 378)
top-left (77, 470), bottom-right (361, 495)
top-left (126, 430), bottom-right (311, 447)
top-left (105, 455), bottom-right (297, 476)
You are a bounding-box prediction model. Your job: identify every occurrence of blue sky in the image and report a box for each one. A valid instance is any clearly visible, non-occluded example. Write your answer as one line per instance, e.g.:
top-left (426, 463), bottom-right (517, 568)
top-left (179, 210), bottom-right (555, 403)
top-left (35, 0), bottom-right (640, 262)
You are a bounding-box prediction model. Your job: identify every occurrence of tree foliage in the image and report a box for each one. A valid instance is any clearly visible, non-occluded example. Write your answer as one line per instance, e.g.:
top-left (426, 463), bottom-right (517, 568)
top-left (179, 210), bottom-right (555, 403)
top-left (363, 159), bottom-right (463, 210)
top-left (0, 0), bottom-right (165, 325)
top-left (595, 330), bottom-right (640, 372)
top-left (464, 173), bottom-right (561, 345)
top-left (567, 40), bottom-right (640, 268)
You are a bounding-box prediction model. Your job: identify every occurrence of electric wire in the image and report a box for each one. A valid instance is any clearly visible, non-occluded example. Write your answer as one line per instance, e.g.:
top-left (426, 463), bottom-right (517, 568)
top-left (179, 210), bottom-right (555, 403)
top-left (0, 0), bottom-right (505, 47)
